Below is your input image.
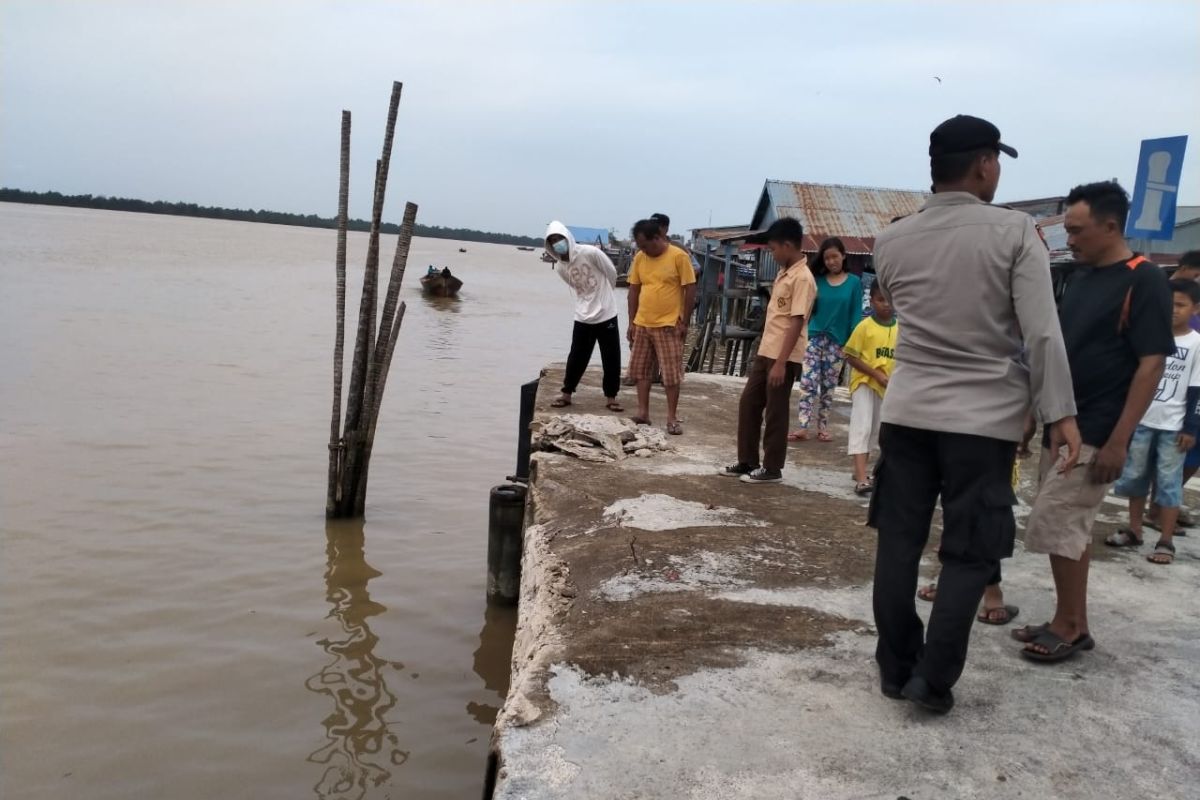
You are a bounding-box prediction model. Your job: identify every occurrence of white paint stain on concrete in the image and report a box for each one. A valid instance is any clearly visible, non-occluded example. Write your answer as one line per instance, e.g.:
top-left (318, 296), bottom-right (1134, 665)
top-left (602, 493), bottom-right (768, 532)
top-left (715, 585), bottom-right (872, 624)
top-left (596, 550), bottom-right (752, 601)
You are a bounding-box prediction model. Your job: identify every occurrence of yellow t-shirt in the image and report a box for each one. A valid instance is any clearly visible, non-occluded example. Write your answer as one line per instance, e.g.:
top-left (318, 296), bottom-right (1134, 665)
top-left (843, 316), bottom-right (898, 396)
top-left (629, 247), bottom-right (697, 328)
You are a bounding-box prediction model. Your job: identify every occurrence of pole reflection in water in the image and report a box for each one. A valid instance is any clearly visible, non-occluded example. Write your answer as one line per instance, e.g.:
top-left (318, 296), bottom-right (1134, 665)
top-left (467, 604), bottom-right (517, 726)
top-left (306, 520), bottom-right (408, 800)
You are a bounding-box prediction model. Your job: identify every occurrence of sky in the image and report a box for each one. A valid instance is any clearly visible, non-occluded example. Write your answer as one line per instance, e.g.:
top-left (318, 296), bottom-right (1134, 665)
top-left (2, 1), bottom-right (1198, 239)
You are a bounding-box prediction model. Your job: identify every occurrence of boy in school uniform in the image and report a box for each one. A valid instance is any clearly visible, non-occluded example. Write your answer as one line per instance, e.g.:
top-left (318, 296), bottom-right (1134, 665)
top-left (1105, 279), bottom-right (1200, 565)
top-left (843, 282), bottom-right (898, 495)
top-left (720, 218), bottom-right (816, 484)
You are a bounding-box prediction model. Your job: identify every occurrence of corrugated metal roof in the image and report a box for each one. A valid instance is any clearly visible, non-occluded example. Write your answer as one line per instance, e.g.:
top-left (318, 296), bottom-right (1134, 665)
top-left (691, 225), bottom-right (752, 241)
top-left (756, 180), bottom-right (929, 243)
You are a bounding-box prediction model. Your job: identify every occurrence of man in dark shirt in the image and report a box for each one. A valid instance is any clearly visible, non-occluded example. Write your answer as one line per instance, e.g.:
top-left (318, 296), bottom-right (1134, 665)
top-left (1018, 181), bottom-right (1173, 661)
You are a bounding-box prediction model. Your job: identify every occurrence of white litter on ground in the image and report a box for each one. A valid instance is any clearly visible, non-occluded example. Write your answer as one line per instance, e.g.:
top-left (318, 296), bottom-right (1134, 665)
top-left (602, 493), bottom-right (769, 532)
top-left (714, 584), bottom-right (873, 623)
top-left (596, 550), bottom-right (752, 601)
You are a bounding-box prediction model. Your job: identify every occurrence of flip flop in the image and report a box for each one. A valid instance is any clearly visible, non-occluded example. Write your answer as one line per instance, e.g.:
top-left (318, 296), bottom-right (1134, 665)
top-left (666, 421), bottom-right (683, 436)
top-left (854, 481), bottom-right (873, 496)
top-left (977, 605), bottom-right (1019, 625)
top-left (816, 431), bottom-right (833, 442)
top-left (630, 416), bottom-right (652, 426)
top-left (916, 583), bottom-right (937, 603)
top-left (1147, 540), bottom-right (1176, 565)
top-left (1011, 623), bottom-right (1096, 650)
top-left (550, 397), bottom-right (572, 408)
top-left (1104, 527), bottom-right (1143, 548)
top-left (605, 401), bottom-right (625, 413)
top-left (1021, 629), bottom-right (1094, 662)
top-left (787, 430), bottom-right (809, 442)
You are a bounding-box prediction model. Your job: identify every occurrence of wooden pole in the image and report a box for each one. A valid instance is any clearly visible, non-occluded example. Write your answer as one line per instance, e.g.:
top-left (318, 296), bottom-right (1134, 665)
top-left (336, 81), bottom-right (404, 518)
top-left (370, 201), bottom-right (418, 396)
top-left (326, 110), bottom-right (352, 517)
top-left (352, 201), bottom-right (417, 515)
top-left (352, 301), bottom-right (408, 515)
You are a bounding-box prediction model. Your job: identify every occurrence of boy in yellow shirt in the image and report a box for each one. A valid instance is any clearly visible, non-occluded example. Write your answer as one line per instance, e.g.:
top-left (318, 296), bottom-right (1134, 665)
top-left (843, 281), bottom-right (898, 495)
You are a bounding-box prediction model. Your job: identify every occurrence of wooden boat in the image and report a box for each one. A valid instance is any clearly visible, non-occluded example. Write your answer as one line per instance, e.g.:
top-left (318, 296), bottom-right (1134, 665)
top-left (421, 272), bottom-right (463, 297)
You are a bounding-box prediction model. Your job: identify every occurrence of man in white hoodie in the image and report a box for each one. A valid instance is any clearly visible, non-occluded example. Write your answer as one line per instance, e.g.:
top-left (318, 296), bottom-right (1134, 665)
top-left (545, 221), bottom-right (624, 411)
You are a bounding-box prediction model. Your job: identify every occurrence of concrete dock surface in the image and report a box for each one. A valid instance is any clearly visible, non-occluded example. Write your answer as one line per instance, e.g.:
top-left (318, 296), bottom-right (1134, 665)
top-left (489, 367), bottom-right (1200, 800)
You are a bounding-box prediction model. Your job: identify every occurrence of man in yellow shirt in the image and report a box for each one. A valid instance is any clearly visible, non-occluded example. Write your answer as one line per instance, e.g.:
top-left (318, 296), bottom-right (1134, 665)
top-left (843, 281), bottom-right (898, 495)
top-left (627, 219), bottom-right (697, 434)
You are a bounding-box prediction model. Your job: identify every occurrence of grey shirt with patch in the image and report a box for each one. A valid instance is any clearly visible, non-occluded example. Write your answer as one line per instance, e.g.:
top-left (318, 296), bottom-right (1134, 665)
top-left (874, 192), bottom-right (1076, 442)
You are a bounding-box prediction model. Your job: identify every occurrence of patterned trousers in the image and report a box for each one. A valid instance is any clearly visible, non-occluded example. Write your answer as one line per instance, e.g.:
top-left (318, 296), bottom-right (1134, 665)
top-left (796, 332), bottom-right (843, 431)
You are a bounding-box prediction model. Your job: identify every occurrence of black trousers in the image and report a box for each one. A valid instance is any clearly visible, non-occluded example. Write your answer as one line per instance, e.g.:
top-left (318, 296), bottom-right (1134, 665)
top-left (870, 423), bottom-right (1017, 694)
top-left (562, 316), bottom-right (621, 398)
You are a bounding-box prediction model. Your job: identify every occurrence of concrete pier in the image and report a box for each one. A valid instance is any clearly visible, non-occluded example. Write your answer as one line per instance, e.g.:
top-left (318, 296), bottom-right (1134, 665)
top-left (488, 367), bottom-right (1200, 800)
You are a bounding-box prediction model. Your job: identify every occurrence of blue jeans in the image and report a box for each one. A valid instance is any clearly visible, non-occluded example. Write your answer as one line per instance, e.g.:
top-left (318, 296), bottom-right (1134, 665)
top-left (1114, 425), bottom-right (1186, 508)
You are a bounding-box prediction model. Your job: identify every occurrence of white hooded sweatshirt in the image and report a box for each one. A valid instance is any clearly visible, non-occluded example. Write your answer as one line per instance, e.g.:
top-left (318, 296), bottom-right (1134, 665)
top-left (545, 221), bottom-right (619, 324)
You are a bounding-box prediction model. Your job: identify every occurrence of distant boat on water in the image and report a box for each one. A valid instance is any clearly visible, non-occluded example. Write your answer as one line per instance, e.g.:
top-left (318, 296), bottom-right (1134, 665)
top-left (458, 247), bottom-right (467, 253)
top-left (517, 246), bottom-right (535, 251)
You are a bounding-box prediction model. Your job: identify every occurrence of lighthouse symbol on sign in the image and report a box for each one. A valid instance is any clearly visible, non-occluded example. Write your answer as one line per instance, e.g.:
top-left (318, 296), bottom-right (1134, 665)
top-left (1127, 135), bottom-right (1189, 241)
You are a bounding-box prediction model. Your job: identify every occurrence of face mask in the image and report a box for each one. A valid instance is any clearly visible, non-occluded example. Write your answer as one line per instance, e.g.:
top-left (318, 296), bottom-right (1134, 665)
top-left (551, 239), bottom-right (570, 256)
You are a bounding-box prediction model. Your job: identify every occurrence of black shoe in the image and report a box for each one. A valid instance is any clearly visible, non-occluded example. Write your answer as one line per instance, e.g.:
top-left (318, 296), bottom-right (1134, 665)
top-left (740, 467), bottom-right (783, 484)
top-left (720, 462), bottom-right (757, 477)
top-left (901, 676), bottom-right (954, 714)
top-left (881, 681), bottom-right (905, 700)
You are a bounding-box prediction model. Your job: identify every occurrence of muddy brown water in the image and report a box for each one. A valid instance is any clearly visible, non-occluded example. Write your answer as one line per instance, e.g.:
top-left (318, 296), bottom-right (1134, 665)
top-left (0, 203), bottom-right (594, 799)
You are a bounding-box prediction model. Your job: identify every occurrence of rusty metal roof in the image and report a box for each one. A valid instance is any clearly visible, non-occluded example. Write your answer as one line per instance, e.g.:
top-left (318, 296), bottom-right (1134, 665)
top-left (756, 180), bottom-right (929, 244)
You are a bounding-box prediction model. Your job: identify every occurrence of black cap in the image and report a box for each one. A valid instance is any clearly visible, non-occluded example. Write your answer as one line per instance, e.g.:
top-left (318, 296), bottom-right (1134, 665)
top-left (929, 115), bottom-right (1018, 159)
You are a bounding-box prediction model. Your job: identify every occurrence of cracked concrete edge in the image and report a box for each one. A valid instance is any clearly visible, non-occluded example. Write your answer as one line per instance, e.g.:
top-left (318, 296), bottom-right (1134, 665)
top-left (492, 448), bottom-right (583, 734)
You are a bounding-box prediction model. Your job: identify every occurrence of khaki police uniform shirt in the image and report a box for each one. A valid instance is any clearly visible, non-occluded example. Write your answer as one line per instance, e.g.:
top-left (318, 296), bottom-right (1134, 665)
top-left (758, 260), bottom-right (817, 364)
top-left (874, 192), bottom-right (1076, 442)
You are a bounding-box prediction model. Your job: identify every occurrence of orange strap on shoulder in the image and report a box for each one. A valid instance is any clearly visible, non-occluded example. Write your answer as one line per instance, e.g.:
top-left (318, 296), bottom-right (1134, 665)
top-left (1118, 256), bottom-right (1149, 332)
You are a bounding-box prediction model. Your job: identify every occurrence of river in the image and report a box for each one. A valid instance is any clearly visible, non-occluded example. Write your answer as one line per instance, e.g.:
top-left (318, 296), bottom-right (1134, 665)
top-left (0, 203), bottom-right (589, 799)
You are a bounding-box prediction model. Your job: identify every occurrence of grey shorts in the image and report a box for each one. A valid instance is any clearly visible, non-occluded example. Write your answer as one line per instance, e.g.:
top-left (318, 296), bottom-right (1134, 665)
top-left (1023, 445), bottom-right (1112, 560)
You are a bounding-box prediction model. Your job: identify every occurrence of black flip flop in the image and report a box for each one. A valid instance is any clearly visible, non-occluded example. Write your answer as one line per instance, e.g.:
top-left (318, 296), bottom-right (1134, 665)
top-left (977, 605), bottom-right (1019, 625)
top-left (1147, 540), bottom-right (1176, 565)
top-left (1021, 630), bottom-right (1093, 663)
top-left (1011, 623), bottom-right (1096, 650)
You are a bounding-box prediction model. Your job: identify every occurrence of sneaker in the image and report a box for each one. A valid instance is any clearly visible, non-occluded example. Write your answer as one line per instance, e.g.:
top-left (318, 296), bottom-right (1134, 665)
top-left (720, 462), bottom-right (757, 477)
top-left (740, 467), bottom-right (782, 484)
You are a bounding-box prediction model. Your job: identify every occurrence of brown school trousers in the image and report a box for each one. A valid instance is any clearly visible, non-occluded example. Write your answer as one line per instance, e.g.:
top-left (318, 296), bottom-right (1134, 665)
top-left (738, 355), bottom-right (801, 471)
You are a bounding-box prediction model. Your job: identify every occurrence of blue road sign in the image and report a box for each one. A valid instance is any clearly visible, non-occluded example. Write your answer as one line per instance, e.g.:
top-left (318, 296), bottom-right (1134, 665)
top-left (1127, 135), bottom-right (1188, 240)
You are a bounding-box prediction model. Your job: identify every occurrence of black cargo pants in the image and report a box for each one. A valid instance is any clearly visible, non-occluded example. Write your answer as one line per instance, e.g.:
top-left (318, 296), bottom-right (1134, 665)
top-left (869, 423), bottom-right (1017, 694)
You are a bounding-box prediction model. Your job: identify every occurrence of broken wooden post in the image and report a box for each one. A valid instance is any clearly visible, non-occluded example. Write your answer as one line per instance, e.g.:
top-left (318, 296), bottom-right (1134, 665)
top-left (326, 110), bottom-right (351, 516)
top-left (326, 81), bottom-right (416, 518)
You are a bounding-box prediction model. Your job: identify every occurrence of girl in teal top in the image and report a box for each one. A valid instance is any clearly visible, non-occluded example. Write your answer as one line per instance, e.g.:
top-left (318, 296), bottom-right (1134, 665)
top-left (790, 237), bottom-right (863, 441)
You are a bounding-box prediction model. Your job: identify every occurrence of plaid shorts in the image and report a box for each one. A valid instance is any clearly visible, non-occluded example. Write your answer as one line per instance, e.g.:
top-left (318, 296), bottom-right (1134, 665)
top-left (629, 325), bottom-right (684, 387)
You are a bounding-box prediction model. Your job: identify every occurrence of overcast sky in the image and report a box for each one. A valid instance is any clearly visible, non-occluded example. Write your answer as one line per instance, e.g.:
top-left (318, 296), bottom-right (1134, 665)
top-left (3, 1), bottom-right (1198, 238)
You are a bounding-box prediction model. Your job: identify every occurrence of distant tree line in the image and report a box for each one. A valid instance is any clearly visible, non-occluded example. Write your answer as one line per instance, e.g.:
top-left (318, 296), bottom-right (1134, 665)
top-left (0, 188), bottom-right (544, 246)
